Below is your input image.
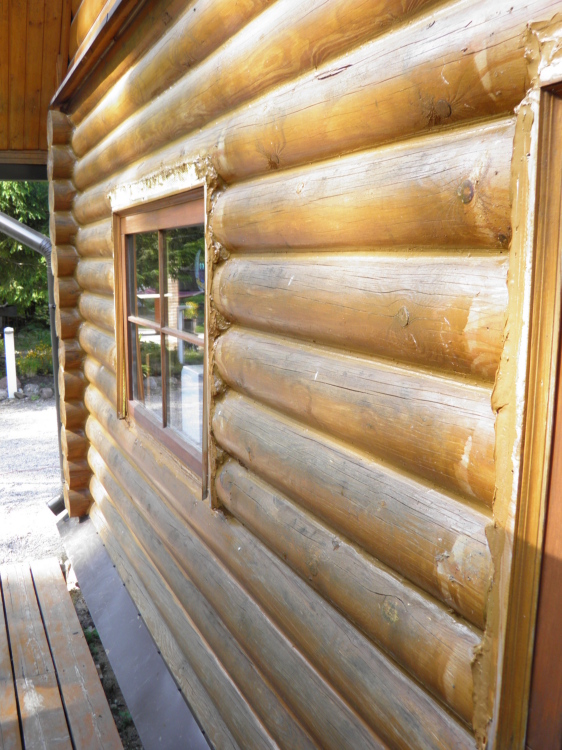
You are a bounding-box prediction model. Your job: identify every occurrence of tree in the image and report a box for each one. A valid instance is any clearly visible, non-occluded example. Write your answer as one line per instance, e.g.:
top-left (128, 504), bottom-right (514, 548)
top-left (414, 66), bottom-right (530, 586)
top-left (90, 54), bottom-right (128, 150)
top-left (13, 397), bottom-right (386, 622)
top-left (0, 181), bottom-right (50, 324)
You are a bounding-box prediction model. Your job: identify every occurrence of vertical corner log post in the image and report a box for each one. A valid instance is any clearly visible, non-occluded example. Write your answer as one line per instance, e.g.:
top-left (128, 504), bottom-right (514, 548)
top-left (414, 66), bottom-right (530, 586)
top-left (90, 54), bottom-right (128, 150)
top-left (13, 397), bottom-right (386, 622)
top-left (48, 109), bottom-right (92, 517)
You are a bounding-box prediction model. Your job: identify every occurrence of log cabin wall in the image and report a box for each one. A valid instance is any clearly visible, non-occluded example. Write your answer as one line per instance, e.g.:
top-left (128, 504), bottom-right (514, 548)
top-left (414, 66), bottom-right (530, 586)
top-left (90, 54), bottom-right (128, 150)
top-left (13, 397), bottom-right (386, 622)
top-left (47, 1), bottom-right (562, 747)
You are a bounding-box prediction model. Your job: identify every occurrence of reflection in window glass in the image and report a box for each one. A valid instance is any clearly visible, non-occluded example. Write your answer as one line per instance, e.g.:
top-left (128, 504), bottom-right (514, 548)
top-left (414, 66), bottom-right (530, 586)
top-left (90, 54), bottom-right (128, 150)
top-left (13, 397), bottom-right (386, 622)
top-left (134, 231), bottom-right (160, 322)
top-left (131, 323), bottom-right (162, 423)
top-left (165, 334), bottom-right (203, 449)
top-left (165, 225), bottom-right (205, 333)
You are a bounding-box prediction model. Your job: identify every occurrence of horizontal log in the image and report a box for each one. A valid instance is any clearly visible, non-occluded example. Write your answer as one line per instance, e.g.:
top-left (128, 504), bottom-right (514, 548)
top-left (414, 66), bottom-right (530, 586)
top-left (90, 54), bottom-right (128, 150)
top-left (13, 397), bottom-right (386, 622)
top-left (87, 420), bottom-right (472, 750)
top-left (213, 118), bottom-right (513, 251)
top-left (213, 391), bottom-right (491, 628)
top-left (213, 0), bottom-right (552, 182)
top-left (61, 399), bottom-right (88, 430)
top-left (89, 506), bottom-right (240, 750)
top-left (79, 292), bottom-right (115, 332)
top-left (83, 356), bottom-right (117, 406)
top-left (75, 259), bottom-right (114, 295)
top-left (213, 252), bottom-right (508, 381)
top-left (56, 307), bottom-right (82, 340)
top-left (50, 211), bottom-right (78, 246)
top-left (63, 485), bottom-right (92, 518)
top-left (63, 455), bottom-right (91, 491)
top-left (215, 327), bottom-right (496, 506)
top-left (74, 220), bottom-right (113, 258)
top-left (87, 504), bottom-right (241, 750)
top-left (59, 338), bottom-right (85, 370)
top-left (72, 0), bottom-right (438, 190)
top-left (61, 425), bottom-right (88, 460)
top-left (71, 0), bottom-right (549, 227)
top-left (54, 276), bottom-right (81, 308)
top-left (47, 110), bottom-right (73, 147)
top-left (73, 186), bottom-right (112, 225)
top-left (67, 0), bottom-right (199, 125)
top-left (87, 445), bottom-right (328, 750)
top-left (58, 368), bottom-right (86, 401)
top-left (52, 244), bottom-right (78, 277)
top-left (71, 0), bottom-right (278, 155)
top-left (88, 474), bottom-right (286, 750)
top-left (48, 145), bottom-right (75, 181)
top-left (216, 459), bottom-right (479, 723)
top-left (49, 180), bottom-right (76, 213)
top-left (79, 323), bottom-right (116, 372)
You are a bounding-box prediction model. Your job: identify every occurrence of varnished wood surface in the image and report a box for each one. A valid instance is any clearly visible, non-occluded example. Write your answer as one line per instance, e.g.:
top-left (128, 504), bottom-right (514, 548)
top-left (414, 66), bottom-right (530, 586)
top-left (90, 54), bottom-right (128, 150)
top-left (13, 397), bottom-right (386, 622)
top-left (86, 412), bottom-right (474, 750)
top-left (214, 252), bottom-right (508, 381)
top-left (215, 327), bottom-right (496, 506)
top-left (212, 119), bottom-right (513, 252)
top-left (71, 0), bottom-right (439, 189)
top-left (213, 391), bottom-right (491, 628)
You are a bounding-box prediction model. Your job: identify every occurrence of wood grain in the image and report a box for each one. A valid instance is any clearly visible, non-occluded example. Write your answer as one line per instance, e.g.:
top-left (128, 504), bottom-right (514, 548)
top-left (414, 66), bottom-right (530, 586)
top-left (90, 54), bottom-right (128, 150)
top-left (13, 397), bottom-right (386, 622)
top-left (89, 473), bottom-right (312, 750)
top-left (75, 259), bottom-right (114, 295)
top-left (87, 429), bottom-right (473, 750)
top-left (84, 356), bottom-right (117, 405)
top-left (59, 338), bottom-right (85, 370)
top-left (1, 565), bottom-right (72, 750)
top-left (49, 212), bottom-right (77, 246)
top-left (0, 571), bottom-right (21, 750)
top-left (75, 220), bottom-right (113, 258)
top-left (63, 486), bottom-right (92, 517)
top-left (214, 251), bottom-right (508, 381)
top-left (61, 425), bottom-right (88, 459)
top-left (58, 368), bottom-right (86, 400)
top-left (51, 245), bottom-right (78, 277)
top-left (79, 323), bottom-right (116, 372)
top-left (8, 0), bottom-right (27, 149)
top-left (47, 145), bottom-right (75, 180)
top-left (39, 0), bottom-right (63, 150)
top-left (72, 0), bottom-right (440, 189)
top-left (0, 0), bottom-right (9, 149)
top-left (60, 399), bottom-right (88, 430)
top-left (31, 559), bottom-right (123, 750)
top-left (216, 458), bottom-right (480, 724)
top-left (49, 181), bottom-right (76, 213)
top-left (79, 292), bottom-right (115, 333)
top-left (23, 0), bottom-right (44, 149)
top-left (212, 118), bottom-right (513, 252)
top-left (213, 391), bottom-right (491, 627)
top-left (56, 308), bottom-right (82, 340)
top-left (88, 503), bottom-right (241, 750)
top-left (54, 276), bottom-right (80, 308)
top-left (215, 327), bottom-right (496, 506)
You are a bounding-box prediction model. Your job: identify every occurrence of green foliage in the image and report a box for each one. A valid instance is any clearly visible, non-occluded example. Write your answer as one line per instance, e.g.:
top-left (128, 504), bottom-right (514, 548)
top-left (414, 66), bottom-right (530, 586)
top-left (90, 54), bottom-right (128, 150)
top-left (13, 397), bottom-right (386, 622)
top-left (134, 227), bottom-right (204, 292)
top-left (0, 181), bottom-right (50, 323)
top-left (0, 325), bottom-right (52, 379)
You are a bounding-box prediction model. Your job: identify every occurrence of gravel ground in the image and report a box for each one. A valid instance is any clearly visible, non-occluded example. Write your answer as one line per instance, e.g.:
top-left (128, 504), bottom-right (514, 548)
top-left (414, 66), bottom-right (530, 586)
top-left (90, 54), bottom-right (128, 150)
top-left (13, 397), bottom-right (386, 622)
top-left (0, 389), bottom-right (144, 749)
top-left (0, 394), bottom-right (65, 564)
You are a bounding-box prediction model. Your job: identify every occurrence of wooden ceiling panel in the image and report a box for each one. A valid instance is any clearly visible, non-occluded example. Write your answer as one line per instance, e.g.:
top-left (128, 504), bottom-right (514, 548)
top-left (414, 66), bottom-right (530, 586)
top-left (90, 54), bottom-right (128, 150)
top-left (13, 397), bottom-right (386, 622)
top-left (0, 0), bottom-right (69, 160)
top-left (9, 0), bottom-right (27, 150)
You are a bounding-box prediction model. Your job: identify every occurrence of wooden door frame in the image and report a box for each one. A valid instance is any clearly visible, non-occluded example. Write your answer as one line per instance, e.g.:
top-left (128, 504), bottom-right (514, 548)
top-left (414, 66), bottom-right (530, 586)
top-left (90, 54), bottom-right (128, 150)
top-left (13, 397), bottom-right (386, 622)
top-left (497, 86), bottom-right (562, 748)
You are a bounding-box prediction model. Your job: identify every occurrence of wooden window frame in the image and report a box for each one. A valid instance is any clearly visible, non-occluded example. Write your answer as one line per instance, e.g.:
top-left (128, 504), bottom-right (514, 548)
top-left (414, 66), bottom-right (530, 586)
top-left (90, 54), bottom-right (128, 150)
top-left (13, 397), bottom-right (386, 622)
top-left (114, 187), bottom-right (208, 487)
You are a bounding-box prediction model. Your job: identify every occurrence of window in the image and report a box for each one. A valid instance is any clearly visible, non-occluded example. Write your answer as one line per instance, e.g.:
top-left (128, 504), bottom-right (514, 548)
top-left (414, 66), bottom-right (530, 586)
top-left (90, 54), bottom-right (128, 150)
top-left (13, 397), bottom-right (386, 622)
top-left (115, 189), bottom-right (207, 483)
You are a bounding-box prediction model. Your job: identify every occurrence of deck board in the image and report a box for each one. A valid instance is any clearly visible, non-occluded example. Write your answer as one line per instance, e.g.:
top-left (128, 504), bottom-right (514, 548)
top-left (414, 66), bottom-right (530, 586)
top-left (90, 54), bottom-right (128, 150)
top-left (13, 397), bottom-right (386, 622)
top-left (31, 559), bottom-right (122, 750)
top-left (0, 561), bottom-right (122, 750)
top-left (0, 575), bottom-right (21, 750)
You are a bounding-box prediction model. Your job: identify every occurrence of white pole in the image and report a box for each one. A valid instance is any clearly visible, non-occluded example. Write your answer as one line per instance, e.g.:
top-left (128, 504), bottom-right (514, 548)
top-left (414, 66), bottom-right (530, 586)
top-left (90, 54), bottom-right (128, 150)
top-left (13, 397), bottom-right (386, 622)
top-left (4, 327), bottom-right (17, 398)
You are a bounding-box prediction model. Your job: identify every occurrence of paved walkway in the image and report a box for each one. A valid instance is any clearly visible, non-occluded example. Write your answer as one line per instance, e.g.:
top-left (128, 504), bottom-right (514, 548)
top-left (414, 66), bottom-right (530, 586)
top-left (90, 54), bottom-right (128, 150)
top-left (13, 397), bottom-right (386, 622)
top-left (0, 398), bottom-right (64, 564)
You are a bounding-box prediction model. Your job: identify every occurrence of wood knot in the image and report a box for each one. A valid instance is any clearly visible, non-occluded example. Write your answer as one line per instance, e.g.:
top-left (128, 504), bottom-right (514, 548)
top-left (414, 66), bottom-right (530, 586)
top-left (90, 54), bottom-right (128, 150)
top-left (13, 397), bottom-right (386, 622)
top-left (435, 99), bottom-right (452, 119)
top-left (458, 179), bottom-right (474, 204)
top-left (396, 306), bottom-right (410, 327)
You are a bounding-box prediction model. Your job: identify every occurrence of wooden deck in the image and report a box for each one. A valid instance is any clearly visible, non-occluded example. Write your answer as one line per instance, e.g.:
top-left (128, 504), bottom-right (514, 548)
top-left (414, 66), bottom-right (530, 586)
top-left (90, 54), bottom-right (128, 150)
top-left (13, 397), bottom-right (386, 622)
top-left (0, 558), bottom-right (122, 750)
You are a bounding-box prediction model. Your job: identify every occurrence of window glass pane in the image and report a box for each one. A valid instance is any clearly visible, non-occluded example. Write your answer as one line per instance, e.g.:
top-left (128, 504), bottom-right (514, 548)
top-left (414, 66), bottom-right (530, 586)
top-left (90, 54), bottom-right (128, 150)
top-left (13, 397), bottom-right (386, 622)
top-left (165, 333), bottom-right (203, 450)
top-left (165, 225), bottom-right (205, 337)
top-left (131, 322), bottom-right (163, 423)
top-left (134, 231), bottom-right (160, 322)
